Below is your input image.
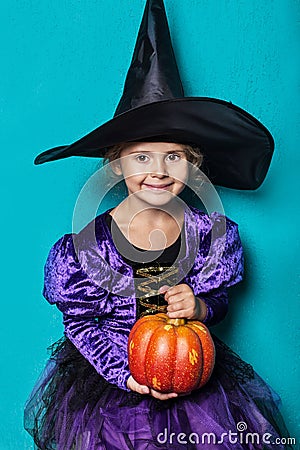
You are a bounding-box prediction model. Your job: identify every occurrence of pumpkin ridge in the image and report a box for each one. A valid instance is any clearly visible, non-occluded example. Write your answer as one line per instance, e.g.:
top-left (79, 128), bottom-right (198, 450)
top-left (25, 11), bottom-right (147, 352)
top-left (144, 322), bottom-right (163, 387)
top-left (145, 320), bottom-right (167, 365)
top-left (129, 314), bottom-right (165, 350)
top-left (170, 324), bottom-right (180, 392)
top-left (129, 316), bottom-right (164, 385)
top-left (177, 323), bottom-right (203, 392)
top-left (146, 321), bottom-right (176, 392)
top-left (185, 324), bottom-right (204, 386)
top-left (188, 322), bottom-right (215, 388)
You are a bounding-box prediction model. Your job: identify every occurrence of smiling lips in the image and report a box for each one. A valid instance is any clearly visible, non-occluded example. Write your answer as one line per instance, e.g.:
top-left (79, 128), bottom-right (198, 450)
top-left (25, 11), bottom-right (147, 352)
top-left (142, 182), bottom-right (173, 191)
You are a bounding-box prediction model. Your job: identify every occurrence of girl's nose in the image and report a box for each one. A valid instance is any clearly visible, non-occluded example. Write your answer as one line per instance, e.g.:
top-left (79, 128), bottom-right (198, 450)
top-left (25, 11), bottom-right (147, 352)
top-left (150, 156), bottom-right (168, 177)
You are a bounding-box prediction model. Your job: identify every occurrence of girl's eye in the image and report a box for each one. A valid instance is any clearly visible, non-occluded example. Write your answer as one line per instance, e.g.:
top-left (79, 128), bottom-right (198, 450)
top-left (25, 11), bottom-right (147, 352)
top-left (136, 154), bottom-right (150, 163)
top-left (166, 153), bottom-right (181, 162)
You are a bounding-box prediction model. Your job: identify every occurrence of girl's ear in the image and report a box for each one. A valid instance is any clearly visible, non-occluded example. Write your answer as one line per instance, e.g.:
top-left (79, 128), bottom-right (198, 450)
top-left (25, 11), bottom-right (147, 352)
top-left (110, 160), bottom-right (122, 176)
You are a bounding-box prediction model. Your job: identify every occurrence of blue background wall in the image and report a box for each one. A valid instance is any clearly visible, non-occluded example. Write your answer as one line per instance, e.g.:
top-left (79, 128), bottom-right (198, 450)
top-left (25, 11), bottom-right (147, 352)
top-left (0, 0), bottom-right (299, 448)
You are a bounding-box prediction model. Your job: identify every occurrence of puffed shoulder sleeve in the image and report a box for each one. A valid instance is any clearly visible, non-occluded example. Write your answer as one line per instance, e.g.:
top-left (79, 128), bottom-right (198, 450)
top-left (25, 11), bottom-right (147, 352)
top-left (198, 213), bottom-right (244, 290)
top-left (43, 234), bottom-right (113, 317)
top-left (213, 214), bottom-right (244, 288)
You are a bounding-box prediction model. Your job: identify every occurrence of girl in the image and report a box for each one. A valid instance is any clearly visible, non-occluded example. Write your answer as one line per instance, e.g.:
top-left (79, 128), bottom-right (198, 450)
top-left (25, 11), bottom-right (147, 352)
top-left (24, 140), bottom-right (291, 449)
top-left (25, 0), bottom-right (293, 448)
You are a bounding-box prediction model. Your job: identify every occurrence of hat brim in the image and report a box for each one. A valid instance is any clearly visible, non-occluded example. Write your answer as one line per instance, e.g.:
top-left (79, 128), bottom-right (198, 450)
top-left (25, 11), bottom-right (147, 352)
top-left (34, 97), bottom-right (274, 190)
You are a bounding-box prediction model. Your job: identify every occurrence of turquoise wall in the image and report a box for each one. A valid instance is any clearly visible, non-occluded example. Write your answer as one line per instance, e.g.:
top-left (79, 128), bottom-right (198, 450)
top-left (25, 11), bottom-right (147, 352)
top-left (0, 0), bottom-right (299, 448)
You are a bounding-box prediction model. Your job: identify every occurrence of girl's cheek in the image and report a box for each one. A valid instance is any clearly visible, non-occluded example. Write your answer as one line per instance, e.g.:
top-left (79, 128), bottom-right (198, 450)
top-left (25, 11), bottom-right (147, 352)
top-left (172, 166), bottom-right (189, 183)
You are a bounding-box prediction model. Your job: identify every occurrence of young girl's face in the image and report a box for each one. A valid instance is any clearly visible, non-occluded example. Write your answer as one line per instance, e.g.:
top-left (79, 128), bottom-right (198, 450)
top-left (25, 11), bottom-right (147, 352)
top-left (114, 142), bottom-right (189, 207)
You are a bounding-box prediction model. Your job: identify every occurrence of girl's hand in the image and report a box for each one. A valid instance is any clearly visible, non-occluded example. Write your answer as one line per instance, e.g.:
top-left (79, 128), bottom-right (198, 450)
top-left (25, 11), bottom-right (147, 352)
top-left (127, 375), bottom-right (178, 400)
top-left (160, 284), bottom-right (207, 321)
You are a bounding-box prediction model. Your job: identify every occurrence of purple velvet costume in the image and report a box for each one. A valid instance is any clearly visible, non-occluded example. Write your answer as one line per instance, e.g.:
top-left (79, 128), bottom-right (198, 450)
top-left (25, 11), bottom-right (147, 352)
top-left (24, 207), bottom-right (292, 449)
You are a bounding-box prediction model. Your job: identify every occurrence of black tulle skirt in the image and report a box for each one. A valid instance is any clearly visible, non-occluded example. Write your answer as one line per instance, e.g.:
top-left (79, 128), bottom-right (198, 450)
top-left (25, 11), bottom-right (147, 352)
top-left (24, 335), bottom-right (294, 450)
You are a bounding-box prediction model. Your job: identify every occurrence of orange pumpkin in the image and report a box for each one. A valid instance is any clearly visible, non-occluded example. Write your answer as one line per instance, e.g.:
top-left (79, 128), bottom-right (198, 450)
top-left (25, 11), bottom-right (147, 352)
top-left (128, 313), bottom-right (215, 394)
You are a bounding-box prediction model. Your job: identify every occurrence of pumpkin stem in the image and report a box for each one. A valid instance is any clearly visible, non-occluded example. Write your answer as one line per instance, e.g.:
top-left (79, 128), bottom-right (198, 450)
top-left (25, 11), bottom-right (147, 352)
top-left (167, 318), bottom-right (186, 326)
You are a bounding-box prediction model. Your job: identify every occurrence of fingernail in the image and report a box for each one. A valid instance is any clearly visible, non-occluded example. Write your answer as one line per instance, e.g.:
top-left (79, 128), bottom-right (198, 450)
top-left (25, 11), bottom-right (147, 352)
top-left (159, 285), bottom-right (169, 294)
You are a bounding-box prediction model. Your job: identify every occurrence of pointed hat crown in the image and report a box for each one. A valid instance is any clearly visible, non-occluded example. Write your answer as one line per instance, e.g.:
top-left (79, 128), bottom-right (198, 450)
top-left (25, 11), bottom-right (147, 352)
top-left (114, 0), bottom-right (184, 116)
top-left (34, 0), bottom-right (274, 190)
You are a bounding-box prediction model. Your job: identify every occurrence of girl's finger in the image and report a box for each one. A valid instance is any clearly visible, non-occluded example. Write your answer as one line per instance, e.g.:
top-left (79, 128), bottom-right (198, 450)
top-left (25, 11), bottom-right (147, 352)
top-left (167, 298), bottom-right (185, 311)
top-left (166, 293), bottom-right (185, 304)
top-left (164, 285), bottom-right (192, 301)
top-left (159, 285), bottom-right (171, 294)
top-left (163, 285), bottom-right (182, 297)
top-left (167, 293), bottom-right (194, 306)
top-left (150, 389), bottom-right (178, 400)
top-left (127, 376), bottom-right (150, 394)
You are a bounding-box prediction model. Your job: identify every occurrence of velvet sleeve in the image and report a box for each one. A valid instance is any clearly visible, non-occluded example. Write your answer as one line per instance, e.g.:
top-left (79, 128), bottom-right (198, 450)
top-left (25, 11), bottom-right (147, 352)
top-left (62, 315), bottom-right (131, 390)
top-left (199, 288), bottom-right (229, 326)
top-left (43, 234), bottom-right (131, 390)
top-left (188, 214), bottom-right (244, 326)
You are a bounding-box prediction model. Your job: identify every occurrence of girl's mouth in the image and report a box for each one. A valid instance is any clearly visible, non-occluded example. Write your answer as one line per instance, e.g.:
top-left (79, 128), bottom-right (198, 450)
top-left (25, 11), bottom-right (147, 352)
top-left (142, 182), bottom-right (173, 191)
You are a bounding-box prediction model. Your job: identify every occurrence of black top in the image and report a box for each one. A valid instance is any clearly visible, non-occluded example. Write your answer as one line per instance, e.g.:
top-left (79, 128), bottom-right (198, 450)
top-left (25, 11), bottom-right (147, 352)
top-left (105, 213), bottom-right (183, 266)
top-left (106, 213), bottom-right (185, 318)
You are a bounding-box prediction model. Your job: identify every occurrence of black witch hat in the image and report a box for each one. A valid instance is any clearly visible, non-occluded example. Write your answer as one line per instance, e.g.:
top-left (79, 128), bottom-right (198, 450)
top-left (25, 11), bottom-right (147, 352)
top-left (34, 0), bottom-right (274, 190)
